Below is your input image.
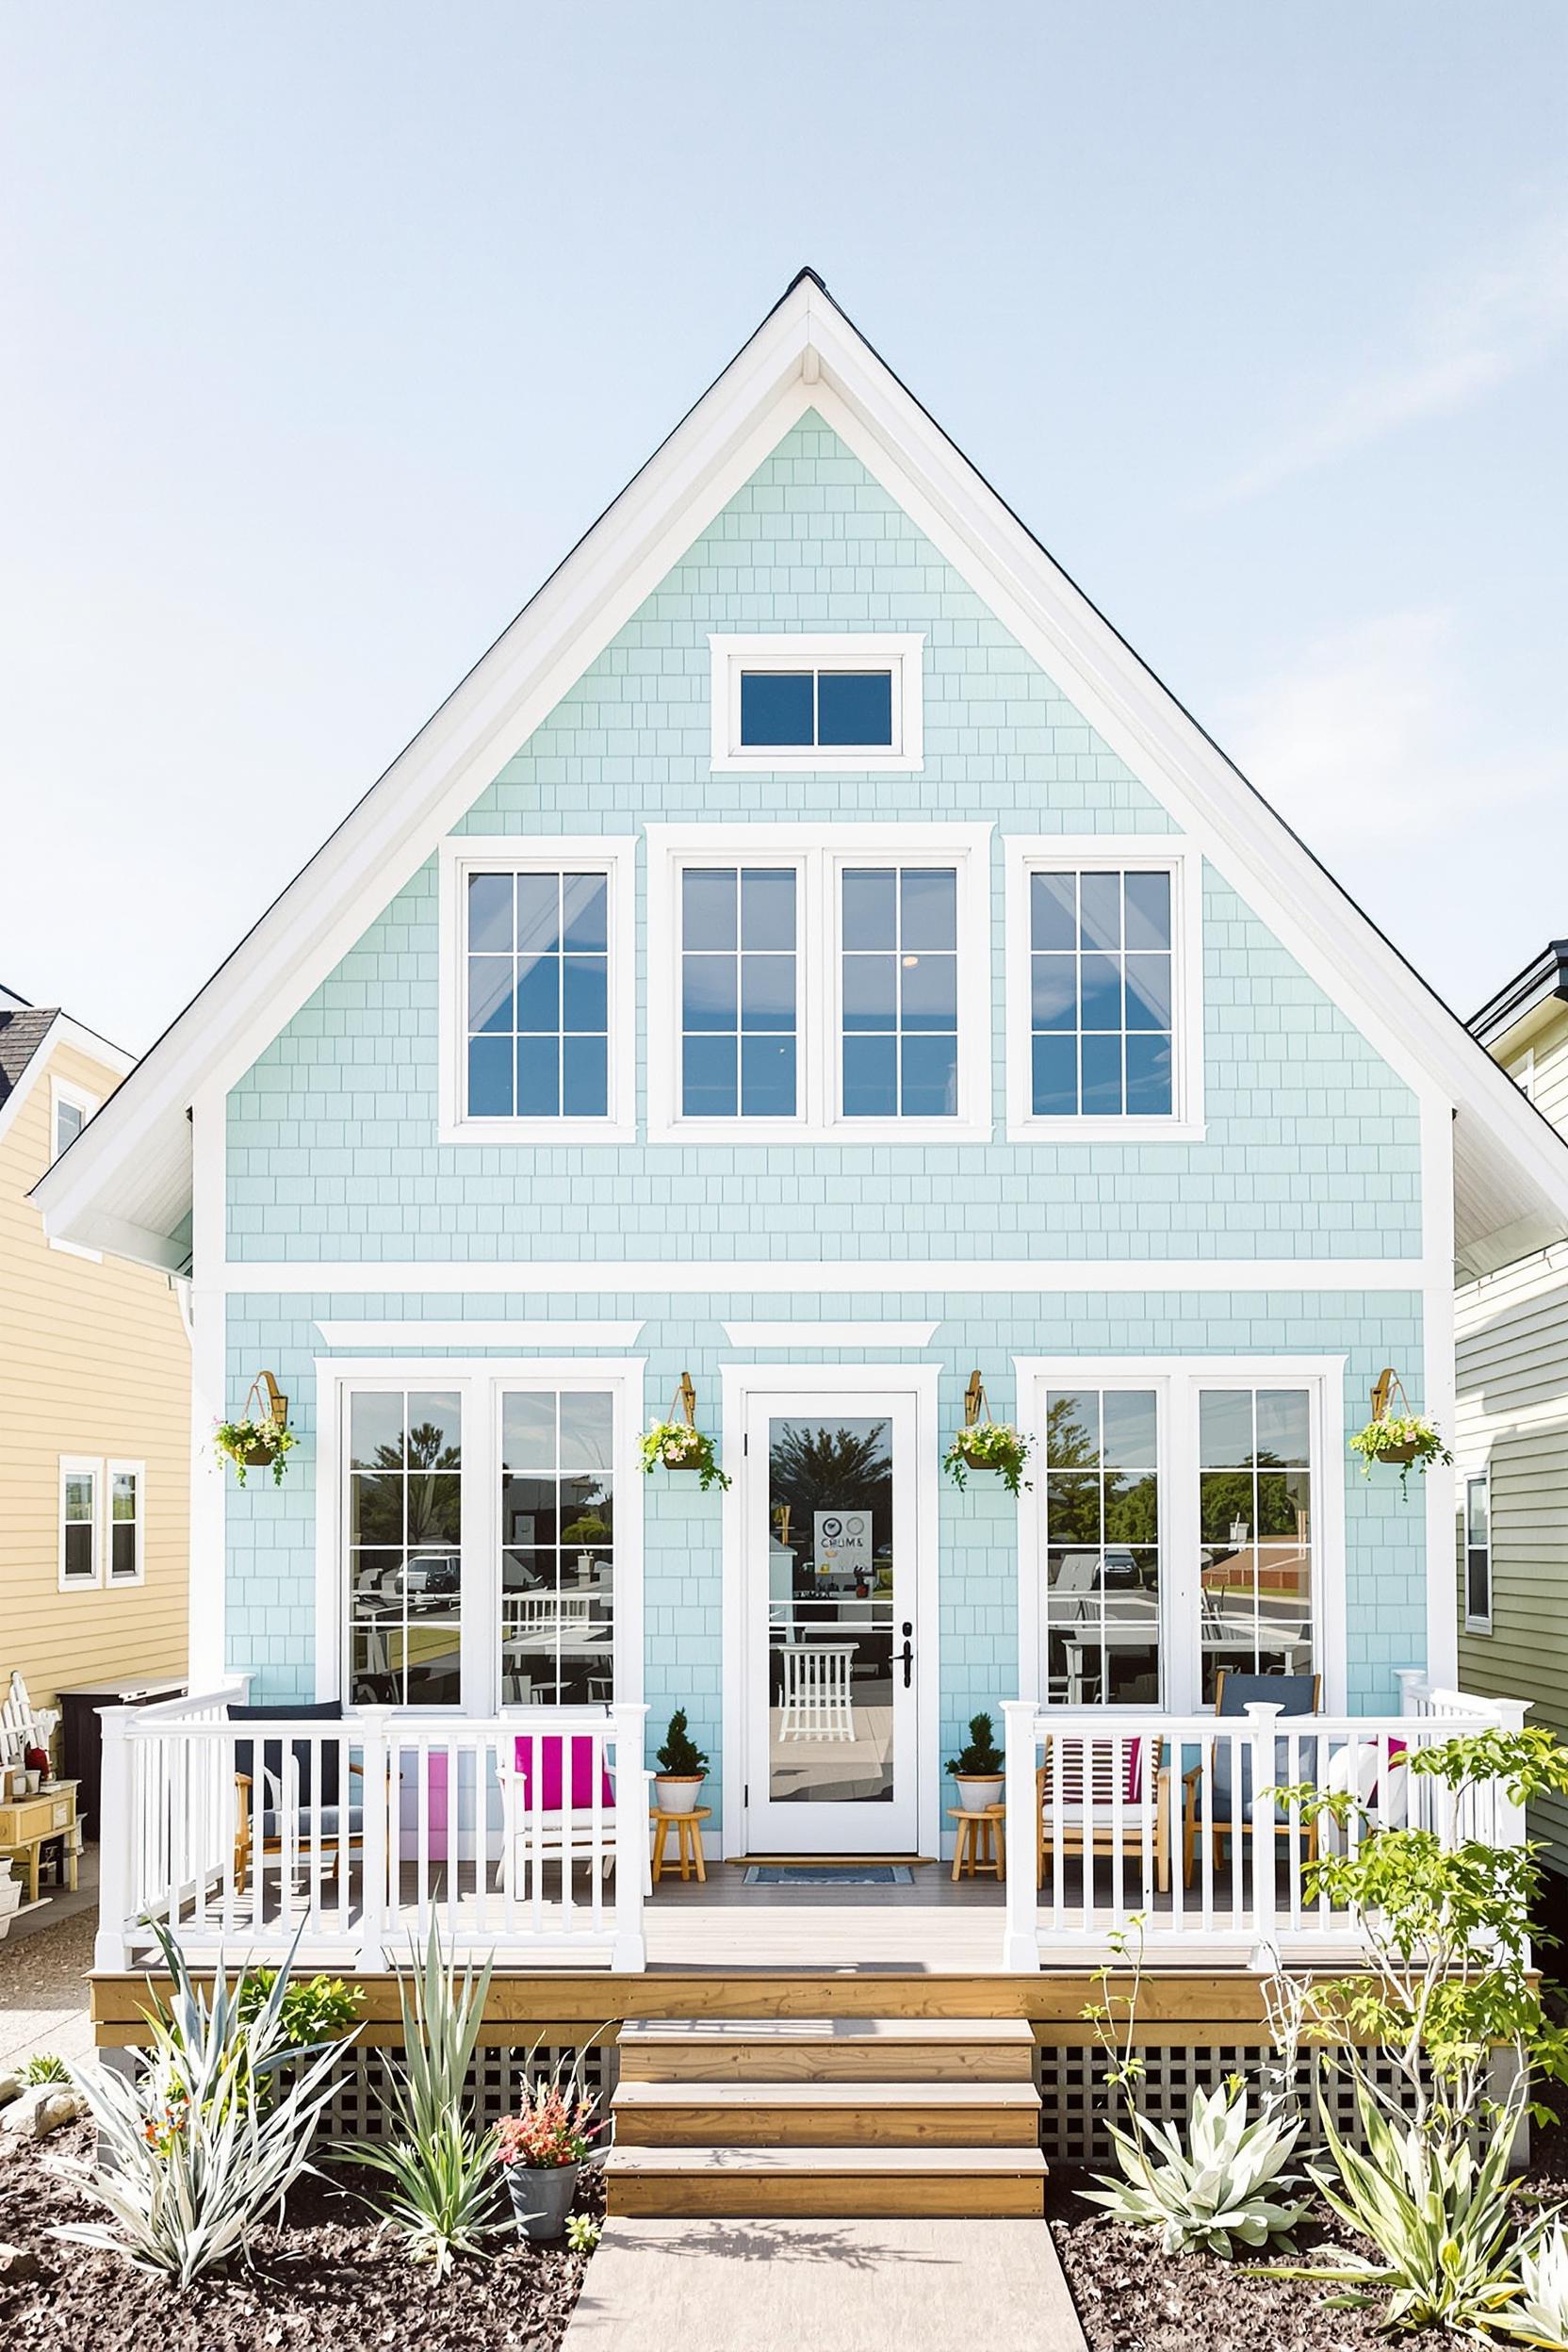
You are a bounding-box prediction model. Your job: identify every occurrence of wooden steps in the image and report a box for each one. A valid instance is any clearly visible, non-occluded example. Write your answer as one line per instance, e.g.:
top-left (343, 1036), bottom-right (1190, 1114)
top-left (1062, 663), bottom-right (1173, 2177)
top-left (607, 2017), bottom-right (1046, 2217)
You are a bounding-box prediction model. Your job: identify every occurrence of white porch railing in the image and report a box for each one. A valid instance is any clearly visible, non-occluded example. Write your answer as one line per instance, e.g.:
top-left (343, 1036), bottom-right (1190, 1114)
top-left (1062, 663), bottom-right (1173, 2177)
top-left (1000, 1680), bottom-right (1528, 1972)
top-left (95, 1689), bottom-right (650, 1972)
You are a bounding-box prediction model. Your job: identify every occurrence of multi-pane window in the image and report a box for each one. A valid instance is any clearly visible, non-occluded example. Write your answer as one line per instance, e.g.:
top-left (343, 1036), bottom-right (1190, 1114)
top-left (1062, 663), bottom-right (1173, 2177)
top-left (1043, 1390), bottom-right (1161, 1706)
top-left (841, 866), bottom-right (958, 1119)
top-left (740, 668), bottom-right (894, 751)
top-left (60, 1463), bottom-right (97, 1585)
top-left (499, 1389), bottom-right (614, 1707)
top-left (680, 867), bottom-right (798, 1118)
top-left (347, 1389), bottom-right (463, 1707)
top-left (1197, 1388), bottom-right (1314, 1698)
top-left (1464, 1471), bottom-right (1492, 1630)
top-left (1029, 868), bottom-right (1174, 1118)
top-left (108, 1465), bottom-right (141, 1583)
top-left (466, 869), bottom-right (610, 1120)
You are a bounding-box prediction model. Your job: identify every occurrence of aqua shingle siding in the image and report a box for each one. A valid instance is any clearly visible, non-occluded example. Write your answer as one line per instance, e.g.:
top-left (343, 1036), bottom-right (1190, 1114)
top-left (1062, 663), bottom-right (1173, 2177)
top-left (218, 413), bottom-right (1432, 1782)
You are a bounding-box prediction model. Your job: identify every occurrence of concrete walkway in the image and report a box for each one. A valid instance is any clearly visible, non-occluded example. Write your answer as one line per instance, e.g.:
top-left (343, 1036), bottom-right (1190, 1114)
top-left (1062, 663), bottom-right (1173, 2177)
top-left (563, 2217), bottom-right (1088, 2352)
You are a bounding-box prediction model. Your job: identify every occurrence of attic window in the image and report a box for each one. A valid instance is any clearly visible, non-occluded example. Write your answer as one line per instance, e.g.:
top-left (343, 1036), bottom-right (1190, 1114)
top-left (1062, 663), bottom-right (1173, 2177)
top-left (50, 1078), bottom-right (96, 1165)
top-left (710, 636), bottom-right (923, 773)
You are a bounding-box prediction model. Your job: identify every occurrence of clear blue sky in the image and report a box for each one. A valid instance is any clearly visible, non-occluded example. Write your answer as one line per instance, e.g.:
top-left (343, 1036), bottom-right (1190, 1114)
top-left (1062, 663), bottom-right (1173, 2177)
top-left (3, 2), bottom-right (1563, 1051)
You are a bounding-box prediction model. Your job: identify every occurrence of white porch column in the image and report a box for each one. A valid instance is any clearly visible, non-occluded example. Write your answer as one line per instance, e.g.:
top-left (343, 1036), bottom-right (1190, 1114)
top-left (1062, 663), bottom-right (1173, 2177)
top-left (1002, 1700), bottom-right (1039, 1972)
top-left (356, 1707), bottom-right (392, 1969)
top-left (611, 1701), bottom-right (649, 1972)
top-left (1246, 1702), bottom-right (1282, 1968)
top-left (93, 1705), bottom-right (138, 1971)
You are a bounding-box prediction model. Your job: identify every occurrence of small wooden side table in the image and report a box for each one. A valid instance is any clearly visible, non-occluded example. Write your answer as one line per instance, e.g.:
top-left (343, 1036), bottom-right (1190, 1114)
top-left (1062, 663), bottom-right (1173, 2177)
top-left (949, 1804), bottom-right (1005, 1882)
top-left (650, 1805), bottom-right (710, 1886)
top-left (0, 1780), bottom-right (80, 1904)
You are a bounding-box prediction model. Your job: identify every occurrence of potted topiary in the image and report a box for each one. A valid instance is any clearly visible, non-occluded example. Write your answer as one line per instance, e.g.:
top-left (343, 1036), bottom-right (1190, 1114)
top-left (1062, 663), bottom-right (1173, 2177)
top-left (497, 2060), bottom-right (604, 2242)
top-left (654, 1709), bottom-right (709, 1814)
top-left (946, 1712), bottom-right (1005, 1812)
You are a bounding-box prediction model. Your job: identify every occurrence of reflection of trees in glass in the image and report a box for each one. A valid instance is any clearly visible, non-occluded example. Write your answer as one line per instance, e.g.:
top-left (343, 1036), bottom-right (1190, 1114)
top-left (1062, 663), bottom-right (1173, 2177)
top-left (357, 1422), bottom-right (463, 1547)
top-left (769, 1424), bottom-right (890, 1527)
top-left (1045, 1395), bottom-right (1099, 1469)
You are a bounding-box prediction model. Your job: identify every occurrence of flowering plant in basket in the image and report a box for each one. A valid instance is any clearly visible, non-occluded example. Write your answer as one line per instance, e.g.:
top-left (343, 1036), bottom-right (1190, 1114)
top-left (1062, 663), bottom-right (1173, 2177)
top-left (497, 2082), bottom-right (602, 2172)
top-left (1348, 1413), bottom-right (1452, 1495)
top-left (638, 1419), bottom-right (730, 1491)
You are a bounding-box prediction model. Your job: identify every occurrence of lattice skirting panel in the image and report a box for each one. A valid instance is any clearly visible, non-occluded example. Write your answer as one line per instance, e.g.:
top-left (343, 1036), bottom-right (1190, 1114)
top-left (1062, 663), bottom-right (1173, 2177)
top-left (315, 2038), bottom-right (620, 2145)
top-left (1035, 2039), bottom-right (1439, 2168)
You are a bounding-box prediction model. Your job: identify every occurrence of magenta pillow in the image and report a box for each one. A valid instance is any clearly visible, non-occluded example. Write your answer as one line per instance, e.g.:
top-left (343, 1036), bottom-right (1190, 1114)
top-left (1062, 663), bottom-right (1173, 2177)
top-left (513, 1733), bottom-right (615, 1810)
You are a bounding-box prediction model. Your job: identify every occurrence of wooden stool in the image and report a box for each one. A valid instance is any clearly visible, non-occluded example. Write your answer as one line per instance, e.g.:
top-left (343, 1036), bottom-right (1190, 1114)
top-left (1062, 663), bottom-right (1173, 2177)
top-left (949, 1805), bottom-right (1005, 1882)
top-left (650, 1805), bottom-right (710, 1885)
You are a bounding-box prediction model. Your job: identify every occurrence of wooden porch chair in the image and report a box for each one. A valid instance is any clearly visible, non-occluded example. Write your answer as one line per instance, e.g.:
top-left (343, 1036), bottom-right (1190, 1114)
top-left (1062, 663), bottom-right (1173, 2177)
top-left (231, 1702), bottom-right (363, 1896)
top-left (1036, 1731), bottom-right (1170, 1893)
top-left (497, 1732), bottom-right (652, 1896)
top-left (1181, 1669), bottom-right (1322, 1887)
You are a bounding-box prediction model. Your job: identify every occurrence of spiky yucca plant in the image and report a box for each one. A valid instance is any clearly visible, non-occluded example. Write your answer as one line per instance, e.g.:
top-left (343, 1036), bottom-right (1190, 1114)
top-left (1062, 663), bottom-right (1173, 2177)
top-left (1499, 2221), bottom-right (1568, 2347)
top-left (1083, 2080), bottom-right (1311, 2257)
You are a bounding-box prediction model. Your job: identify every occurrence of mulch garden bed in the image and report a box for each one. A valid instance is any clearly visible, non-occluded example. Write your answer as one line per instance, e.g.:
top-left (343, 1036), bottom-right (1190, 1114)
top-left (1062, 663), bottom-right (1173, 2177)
top-left (0, 2120), bottom-right (598, 2351)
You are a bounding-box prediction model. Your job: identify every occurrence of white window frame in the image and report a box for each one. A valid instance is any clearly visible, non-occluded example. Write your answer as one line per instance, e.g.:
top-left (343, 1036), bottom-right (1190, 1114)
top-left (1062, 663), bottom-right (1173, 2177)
top-left (1463, 1467), bottom-right (1493, 1634)
top-left (709, 634), bottom-right (924, 774)
top-left (106, 1459), bottom-right (146, 1586)
top-left (313, 1355), bottom-right (645, 1716)
top-left (436, 836), bottom-right (636, 1145)
top-left (1004, 836), bottom-right (1205, 1142)
top-left (58, 1455), bottom-right (101, 1590)
top-left (1014, 1355), bottom-right (1347, 1714)
top-left (50, 1075), bottom-right (98, 1164)
top-left (646, 823), bottom-right (992, 1144)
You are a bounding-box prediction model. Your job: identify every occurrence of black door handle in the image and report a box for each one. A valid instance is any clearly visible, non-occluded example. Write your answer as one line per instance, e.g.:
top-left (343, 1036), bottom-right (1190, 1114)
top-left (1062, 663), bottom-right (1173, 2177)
top-left (899, 1621), bottom-right (913, 1689)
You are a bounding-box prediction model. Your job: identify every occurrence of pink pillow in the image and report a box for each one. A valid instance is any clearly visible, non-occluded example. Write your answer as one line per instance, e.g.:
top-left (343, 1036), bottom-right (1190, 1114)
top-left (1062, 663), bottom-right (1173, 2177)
top-left (513, 1734), bottom-right (615, 1811)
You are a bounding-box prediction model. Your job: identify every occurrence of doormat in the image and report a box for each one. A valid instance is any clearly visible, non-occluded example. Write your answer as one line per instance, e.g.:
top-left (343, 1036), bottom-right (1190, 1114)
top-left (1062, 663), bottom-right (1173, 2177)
top-left (743, 1864), bottom-right (914, 1886)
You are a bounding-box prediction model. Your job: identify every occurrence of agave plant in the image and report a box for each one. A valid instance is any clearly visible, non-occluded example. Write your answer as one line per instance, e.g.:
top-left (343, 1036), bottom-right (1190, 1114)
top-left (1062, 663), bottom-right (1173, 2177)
top-left (1500, 2221), bottom-right (1568, 2348)
top-left (1082, 2080), bottom-right (1311, 2257)
top-left (1271, 2089), bottom-right (1551, 2335)
top-left (340, 1919), bottom-right (507, 2276)
top-left (53, 1925), bottom-right (348, 2283)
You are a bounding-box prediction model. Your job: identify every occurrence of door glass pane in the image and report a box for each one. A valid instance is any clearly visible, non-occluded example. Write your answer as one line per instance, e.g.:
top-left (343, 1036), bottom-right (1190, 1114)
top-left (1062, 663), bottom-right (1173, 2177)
top-left (346, 1390), bottom-right (463, 1707)
top-left (1199, 1387), bottom-right (1315, 1700)
top-left (1043, 1390), bottom-right (1160, 1704)
top-left (500, 1389), bottom-right (614, 1707)
top-left (766, 1415), bottom-right (895, 1804)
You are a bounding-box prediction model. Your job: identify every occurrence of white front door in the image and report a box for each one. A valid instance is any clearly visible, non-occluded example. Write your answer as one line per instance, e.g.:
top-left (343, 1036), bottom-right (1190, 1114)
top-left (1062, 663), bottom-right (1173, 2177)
top-left (740, 1381), bottom-right (922, 1854)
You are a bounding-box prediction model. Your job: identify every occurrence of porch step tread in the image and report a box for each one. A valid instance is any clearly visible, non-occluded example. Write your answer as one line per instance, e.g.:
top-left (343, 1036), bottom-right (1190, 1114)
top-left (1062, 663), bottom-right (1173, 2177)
top-left (618, 2017), bottom-right (1034, 2043)
top-left (612, 2081), bottom-right (1040, 2107)
top-left (605, 2145), bottom-right (1047, 2175)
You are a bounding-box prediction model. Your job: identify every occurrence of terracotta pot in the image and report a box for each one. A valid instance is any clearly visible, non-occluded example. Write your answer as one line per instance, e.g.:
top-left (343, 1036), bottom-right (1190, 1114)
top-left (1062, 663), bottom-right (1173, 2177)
top-left (507, 2160), bottom-right (579, 2241)
top-left (952, 1773), bottom-right (1004, 1813)
top-left (654, 1774), bottom-right (705, 1815)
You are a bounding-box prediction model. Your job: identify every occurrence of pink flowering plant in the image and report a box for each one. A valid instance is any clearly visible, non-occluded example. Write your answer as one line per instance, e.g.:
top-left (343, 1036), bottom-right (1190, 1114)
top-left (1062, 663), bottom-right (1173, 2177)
top-left (497, 2080), bottom-right (602, 2171)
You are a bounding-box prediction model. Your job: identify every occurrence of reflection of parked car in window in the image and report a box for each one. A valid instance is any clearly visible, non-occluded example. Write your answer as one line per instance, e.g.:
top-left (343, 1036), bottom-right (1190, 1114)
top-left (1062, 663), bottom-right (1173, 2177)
top-left (405, 1551), bottom-right (460, 1604)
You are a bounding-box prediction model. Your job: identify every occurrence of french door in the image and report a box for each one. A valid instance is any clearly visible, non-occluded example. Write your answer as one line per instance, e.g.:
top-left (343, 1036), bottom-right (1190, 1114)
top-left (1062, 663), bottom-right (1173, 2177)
top-left (740, 1381), bottom-right (922, 1854)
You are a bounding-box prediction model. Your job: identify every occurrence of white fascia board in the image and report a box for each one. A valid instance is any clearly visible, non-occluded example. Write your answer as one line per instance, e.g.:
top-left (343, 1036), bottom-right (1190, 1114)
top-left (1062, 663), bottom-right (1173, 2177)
top-left (722, 1320), bottom-right (940, 1347)
top-left (222, 1255), bottom-right (1429, 1296)
top-left (314, 1319), bottom-right (645, 1348)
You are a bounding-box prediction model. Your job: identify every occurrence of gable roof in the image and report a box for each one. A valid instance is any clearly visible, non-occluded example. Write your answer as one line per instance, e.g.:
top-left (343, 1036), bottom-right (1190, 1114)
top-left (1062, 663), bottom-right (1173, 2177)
top-left (0, 1004), bottom-right (58, 1113)
top-left (1472, 940), bottom-right (1568, 1052)
top-left (0, 999), bottom-right (136, 1159)
top-left (32, 268), bottom-right (1568, 1284)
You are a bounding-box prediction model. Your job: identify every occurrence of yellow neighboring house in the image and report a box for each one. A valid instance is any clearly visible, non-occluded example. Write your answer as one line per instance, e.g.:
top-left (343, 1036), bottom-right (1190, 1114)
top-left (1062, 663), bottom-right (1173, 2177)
top-left (0, 983), bottom-right (188, 1729)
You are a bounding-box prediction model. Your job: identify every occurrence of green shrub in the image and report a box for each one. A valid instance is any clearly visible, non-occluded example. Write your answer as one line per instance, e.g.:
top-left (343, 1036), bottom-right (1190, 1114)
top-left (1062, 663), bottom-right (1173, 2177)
top-left (20, 2051), bottom-right (71, 2084)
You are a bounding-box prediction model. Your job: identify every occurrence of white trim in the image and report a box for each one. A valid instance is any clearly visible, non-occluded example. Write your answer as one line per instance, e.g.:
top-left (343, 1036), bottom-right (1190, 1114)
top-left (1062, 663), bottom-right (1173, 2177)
top-left (220, 1254), bottom-right (1430, 1295)
top-left (1003, 834), bottom-right (1205, 1142)
top-left (708, 632), bottom-right (924, 773)
top-left (1462, 1467), bottom-right (1493, 1636)
top-left (645, 821), bottom-right (992, 1145)
top-left (314, 1354), bottom-right (644, 1717)
top-left (106, 1458), bottom-right (147, 1586)
top-left (1420, 1091), bottom-right (1459, 1685)
top-left (435, 834), bottom-right (636, 1145)
top-left (719, 1360), bottom-right (939, 1861)
top-left (188, 1091), bottom-right (228, 1687)
top-left (1013, 1353), bottom-right (1348, 1715)
top-left (58, 1455), bottom-right (101, 1590)
top-left (722, 1320), bottom-right (939, 1348)
top-left (314, 1320), bottom-right (645, 1349)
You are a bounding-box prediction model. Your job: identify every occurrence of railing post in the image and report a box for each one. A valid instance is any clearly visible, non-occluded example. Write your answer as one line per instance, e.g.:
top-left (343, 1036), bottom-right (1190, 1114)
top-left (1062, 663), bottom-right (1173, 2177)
top-left (1002, 1700), bottom-right (1038, 1972)
top-left (356, 1707), bottom-right (392, 1970)
top-left (610, 1702), bottom-right (649, 1972)
top-left (1246, 1702), bottom-right (1282, 1968)
top-left (1489, 1695), bottom-right (1531, 1855)
top-left (93, 1705), bottom-right (139, 1970)
top-left (1395, 1669), bottom-right (1426, 1720)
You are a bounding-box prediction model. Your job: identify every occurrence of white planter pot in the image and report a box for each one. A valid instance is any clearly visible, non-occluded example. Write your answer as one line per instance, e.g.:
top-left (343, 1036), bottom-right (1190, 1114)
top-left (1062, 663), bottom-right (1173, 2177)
top-left (952, 1775), bottom-right (1004, 1814)
top-left (654, 1775), bottom-right (705, 1816)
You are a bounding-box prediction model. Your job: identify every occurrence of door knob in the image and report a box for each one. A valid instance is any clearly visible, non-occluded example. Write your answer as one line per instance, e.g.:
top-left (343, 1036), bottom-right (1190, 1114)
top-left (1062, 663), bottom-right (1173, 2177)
top-left (899, 1621), bottom-right (913, 1689)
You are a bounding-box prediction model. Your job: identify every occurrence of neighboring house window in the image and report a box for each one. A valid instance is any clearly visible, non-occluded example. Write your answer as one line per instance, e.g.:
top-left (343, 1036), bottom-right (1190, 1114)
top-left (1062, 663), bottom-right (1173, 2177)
top-left (710, 636), bottom-right (924, 772)
top-left (50, 1078), bottom-right (97, 1164)
top-left (1004, 840), bottom-right (1203, 1139)
top-left (646, 825), bottom-right (992, 1141)
top-left (439, 838), bottom-right (634, 1142)
top-left (107, 1462), bottom-right (144, 1584)
top-left (499, 1387), bottom-right (615, 1707)
top-left (59, 1460), bottom-right (99, 1587)
top-left (1024, 1361), bottom-right (1331, 1711)
top-left (841, 865), bottom-right (959, 1119)
top-left (346, 1388), bottom-right (463, 1707)
top-left (680, 866), bottom-right (798, 1119)
top-left (1464, 1470), bottom-right (1492, 1632)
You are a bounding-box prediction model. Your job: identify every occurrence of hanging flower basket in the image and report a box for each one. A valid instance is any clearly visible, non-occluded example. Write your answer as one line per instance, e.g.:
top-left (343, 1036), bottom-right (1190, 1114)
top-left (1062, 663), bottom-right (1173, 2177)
top-left (943, 1418), bottom-right (1033, 1496)
top-left (215, 1373), bottom-right (295, 1488)
top-left (1349, 1372), bottom-right (1452, 1496)
top-left (639, 1380), bottom-right (730, 1494)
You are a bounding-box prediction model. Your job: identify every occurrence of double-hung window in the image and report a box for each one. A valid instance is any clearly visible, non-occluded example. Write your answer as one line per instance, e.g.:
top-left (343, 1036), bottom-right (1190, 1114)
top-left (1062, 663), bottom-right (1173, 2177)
top-left (50, 1078), bottom-right (96, 1164)
top-left (1005, 839), bottom-right (1202, 1139)
top-left (57, 1455), bottom-right (143, 1589)
top-left (648, 825), bottom-right (991, 1141)
top-left (59, 1460), bottom-right (99, 1587)
top-left (440, 838), bottom-right (634, 1141)
top-left (1025, 1360), bottom-right (1339, 1712)
top-left (1463, 1470), bottom-right (1492, 1633)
